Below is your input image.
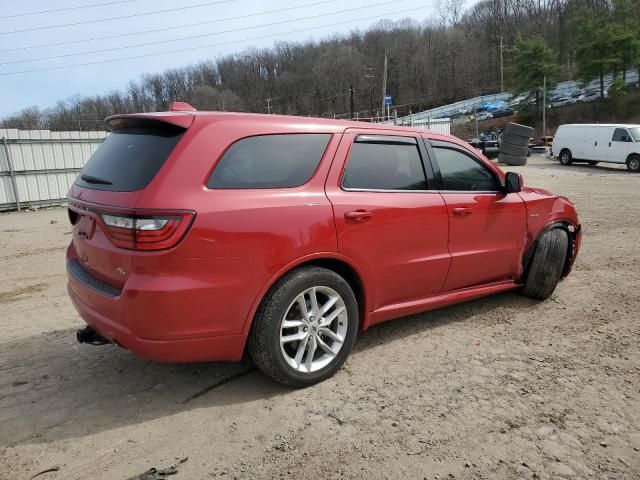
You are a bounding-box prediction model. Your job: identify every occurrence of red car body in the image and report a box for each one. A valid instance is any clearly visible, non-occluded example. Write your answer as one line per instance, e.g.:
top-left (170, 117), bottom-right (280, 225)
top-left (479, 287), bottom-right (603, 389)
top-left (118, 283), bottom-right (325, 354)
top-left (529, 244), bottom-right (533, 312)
top-left (67, 110), bottom-right (581, 363)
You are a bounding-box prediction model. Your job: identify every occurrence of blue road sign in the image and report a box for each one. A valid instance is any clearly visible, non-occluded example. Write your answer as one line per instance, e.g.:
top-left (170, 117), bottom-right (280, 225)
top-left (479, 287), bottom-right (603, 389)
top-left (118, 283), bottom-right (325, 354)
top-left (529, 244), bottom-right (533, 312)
top-left (384, 95), bottom-right (392, 105)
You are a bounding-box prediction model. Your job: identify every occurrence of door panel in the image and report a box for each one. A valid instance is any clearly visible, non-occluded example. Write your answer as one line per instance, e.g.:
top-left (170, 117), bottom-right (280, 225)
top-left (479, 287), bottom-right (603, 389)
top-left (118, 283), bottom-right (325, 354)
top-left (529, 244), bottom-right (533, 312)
top-left (325, 131), bottom-right (450, 311)
top-left (440, 192), bottom-right (526, 291)
top-left (609, 128), bottom-right (632, 163)
top-left (427, 140), bottom-right (526, 291)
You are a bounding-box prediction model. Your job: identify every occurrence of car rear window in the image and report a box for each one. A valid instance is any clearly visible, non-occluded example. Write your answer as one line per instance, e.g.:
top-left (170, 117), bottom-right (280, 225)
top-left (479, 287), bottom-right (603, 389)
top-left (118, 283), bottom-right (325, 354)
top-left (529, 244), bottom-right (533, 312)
top-left (207, 134), bottom-right (331, 189)
top-left (75, 126), bottom-right (184, 192)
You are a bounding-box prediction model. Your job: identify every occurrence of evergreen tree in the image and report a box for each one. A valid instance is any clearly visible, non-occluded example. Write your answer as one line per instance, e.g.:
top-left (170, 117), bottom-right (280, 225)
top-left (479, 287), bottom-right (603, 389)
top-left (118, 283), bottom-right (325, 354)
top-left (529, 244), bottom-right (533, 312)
top-left (509, 36), bottom-right (558, 114)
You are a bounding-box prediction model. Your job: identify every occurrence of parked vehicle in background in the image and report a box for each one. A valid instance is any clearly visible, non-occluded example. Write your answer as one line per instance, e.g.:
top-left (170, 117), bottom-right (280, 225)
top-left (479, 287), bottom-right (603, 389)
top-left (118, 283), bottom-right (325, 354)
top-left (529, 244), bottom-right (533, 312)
top-left (491, 107), bottom-right (515, 118)
top-left (578, 90), bottom-right (605, 103)
top-left (468, 136), bottom-right (500, 158)
top-left (476, 111), bottom-right (493, 121)
top-left (508, 92), bottom-right (529, 107)
top-left (570, 90), bottom-right (585, 102)
top-left (552, 124), bottom-right (640, 171)
top-left (549, 96), bottom-right (574, 108)
top-left (67, 105), bottom-right (582, 387)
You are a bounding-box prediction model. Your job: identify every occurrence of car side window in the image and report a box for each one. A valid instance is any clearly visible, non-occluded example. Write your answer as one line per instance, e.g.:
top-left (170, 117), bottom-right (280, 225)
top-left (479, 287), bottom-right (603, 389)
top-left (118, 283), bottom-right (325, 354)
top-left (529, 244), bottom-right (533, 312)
top-left (432, 145), bottom-right (499, 191)
top-left (612, 128), bottom-right (630, 142)
top-left (342, 138), bottom-right (427, 191)
top-left (208, 134), bottom-right (331, 189)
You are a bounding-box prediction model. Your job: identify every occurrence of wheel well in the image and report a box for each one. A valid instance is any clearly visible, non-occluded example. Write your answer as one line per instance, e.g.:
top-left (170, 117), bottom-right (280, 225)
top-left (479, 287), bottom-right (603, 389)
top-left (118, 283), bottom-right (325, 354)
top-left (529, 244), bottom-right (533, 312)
top-left (523, 224), bottom-right (575, 280)
top-left (627, 153), bottom-right (640, 163)
top-left (304, 258), bottom-right (366, 327)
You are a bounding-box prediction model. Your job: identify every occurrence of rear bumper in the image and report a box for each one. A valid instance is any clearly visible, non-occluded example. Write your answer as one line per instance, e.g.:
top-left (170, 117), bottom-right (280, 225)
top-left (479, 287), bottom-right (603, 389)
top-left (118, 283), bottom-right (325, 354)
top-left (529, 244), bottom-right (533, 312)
top-left (67, 278), bottom-right (247, 363)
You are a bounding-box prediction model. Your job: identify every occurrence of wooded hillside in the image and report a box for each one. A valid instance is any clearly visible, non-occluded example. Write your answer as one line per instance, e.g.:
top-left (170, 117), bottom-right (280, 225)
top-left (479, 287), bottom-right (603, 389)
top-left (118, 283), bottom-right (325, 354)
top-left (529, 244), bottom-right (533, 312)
top-left (2, 0), bottom-right (637, 130)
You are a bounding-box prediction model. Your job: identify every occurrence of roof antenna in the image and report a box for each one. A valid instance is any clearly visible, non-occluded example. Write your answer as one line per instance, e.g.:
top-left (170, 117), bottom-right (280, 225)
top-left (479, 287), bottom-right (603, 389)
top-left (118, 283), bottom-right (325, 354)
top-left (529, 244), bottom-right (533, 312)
top-left (169, 102), bottom-right (197, 112)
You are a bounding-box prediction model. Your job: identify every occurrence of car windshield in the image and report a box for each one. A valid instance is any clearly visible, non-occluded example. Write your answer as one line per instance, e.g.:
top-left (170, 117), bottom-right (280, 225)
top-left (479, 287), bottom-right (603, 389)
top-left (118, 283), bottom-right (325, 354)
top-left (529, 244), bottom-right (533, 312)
top-left (629, 127), bottom-right (640, 142)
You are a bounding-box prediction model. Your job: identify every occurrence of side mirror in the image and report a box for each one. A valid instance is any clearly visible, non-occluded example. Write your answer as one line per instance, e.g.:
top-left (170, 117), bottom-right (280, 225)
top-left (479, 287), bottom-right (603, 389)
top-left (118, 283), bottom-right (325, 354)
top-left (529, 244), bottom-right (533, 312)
top-left (504, 171), bottom-right (523, 193)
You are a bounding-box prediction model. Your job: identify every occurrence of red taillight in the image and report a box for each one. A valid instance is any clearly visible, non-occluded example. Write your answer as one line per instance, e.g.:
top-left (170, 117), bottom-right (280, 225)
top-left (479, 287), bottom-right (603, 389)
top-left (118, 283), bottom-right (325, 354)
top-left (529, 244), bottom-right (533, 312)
top-left (99, 211), bottom-right (194, 251)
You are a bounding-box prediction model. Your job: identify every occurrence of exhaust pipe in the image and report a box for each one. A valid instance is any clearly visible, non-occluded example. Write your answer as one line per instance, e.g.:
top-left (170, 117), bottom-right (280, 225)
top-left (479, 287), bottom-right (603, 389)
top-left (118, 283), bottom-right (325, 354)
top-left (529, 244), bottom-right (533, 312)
top-left (76, 325), bottom-right (110, 345)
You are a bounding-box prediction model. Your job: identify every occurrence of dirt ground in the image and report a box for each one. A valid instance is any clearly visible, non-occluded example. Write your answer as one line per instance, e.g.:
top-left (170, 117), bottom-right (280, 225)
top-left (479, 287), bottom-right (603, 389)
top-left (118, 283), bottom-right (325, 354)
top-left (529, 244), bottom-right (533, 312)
top-left (1, 155), bottom-right (639, 480)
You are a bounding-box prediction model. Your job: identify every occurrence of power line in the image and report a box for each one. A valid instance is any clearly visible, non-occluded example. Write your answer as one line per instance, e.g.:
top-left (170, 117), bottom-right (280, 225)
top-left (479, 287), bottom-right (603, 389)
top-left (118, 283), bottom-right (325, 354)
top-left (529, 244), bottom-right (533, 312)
top-left (0, 0), bottom-right (234, 35)
top-left (0, 0), bottom-right (402, 66)
top-left (0, 4), bottom-right (433, 76)
top-left (0, 0), bottom-right (137, 19)
top-left (0, 0), bottom-right (340, 53)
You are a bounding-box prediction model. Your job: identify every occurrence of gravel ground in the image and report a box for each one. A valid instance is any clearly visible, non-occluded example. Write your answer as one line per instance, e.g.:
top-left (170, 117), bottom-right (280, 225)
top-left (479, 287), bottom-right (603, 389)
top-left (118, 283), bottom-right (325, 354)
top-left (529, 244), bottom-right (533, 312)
top-left (0, 155), bottom-right (639, 480)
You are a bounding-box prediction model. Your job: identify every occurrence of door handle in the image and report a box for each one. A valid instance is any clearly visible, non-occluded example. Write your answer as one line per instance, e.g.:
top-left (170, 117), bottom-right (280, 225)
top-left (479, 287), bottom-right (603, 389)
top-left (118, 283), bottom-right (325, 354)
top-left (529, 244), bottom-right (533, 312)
top-left (595, 141), bottom-right (598, 146)
top-left (609, 142), bottom-right (612, 147)
top-left (452, 207), bottom-right (472, 216)
top-left (344, 210), bottom-right (372, 221)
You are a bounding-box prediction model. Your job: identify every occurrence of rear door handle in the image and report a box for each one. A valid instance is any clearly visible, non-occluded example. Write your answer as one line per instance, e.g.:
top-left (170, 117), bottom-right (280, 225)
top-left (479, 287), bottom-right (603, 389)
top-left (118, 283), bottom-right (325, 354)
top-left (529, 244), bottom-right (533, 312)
top-left (452, 207), bottom-right (472, 216)
top-left (344, 210), bottom-right (372, 221)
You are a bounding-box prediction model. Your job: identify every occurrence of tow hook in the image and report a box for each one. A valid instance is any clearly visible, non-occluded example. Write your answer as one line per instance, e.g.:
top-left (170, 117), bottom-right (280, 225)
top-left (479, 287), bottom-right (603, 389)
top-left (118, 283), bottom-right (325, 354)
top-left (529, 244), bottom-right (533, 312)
top-left (76, 325), bottom-right (110, 345)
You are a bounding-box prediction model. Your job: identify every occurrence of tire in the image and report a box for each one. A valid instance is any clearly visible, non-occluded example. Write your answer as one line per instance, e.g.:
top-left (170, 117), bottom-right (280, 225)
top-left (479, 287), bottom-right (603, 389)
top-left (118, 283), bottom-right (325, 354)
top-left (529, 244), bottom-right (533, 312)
top-left (500, 142), bottom-right (530, 157)
top-left (627, 154), bottom-right (640, 172)
top-left (522, 229), bottom-right (569, 300)
top-left (499, 152), bottom-right (527, 166)
top-left (248, 266), bottom-right (359, 387)
top-left (504, 122), bottom-right (534, 138)
top-left (501, 131), bottom-right (531, 147)
top-left (587, 161), bottom-right (599, 166)
top-left (559, 149), bottom-right (573, 165)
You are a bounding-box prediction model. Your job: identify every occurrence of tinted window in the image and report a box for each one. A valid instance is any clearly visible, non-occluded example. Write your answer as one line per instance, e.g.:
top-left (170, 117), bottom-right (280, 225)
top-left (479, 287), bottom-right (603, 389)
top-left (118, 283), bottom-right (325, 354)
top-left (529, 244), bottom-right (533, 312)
top-left (76, 127), bottom-right (184, 192)
top-left (208, 134), bottom-right (330, 189)
top-left (342, 142), bottom-right (427, 190)
top-left (433, 147), bottom-right (498, 191)
top-left (612, 128), bottom-right (630, 142)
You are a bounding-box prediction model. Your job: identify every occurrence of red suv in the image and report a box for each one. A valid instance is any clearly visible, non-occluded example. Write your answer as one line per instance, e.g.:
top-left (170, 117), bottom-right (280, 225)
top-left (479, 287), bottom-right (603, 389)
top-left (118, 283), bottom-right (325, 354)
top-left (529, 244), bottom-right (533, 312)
top-left (67, 106), bottom-right (581, 386)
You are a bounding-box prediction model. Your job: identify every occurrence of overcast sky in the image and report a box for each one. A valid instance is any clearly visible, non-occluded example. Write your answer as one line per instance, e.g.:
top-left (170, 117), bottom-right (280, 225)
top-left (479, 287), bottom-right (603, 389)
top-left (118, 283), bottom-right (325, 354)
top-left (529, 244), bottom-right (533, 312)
top-left (0, 0), bottom-right (443, 118)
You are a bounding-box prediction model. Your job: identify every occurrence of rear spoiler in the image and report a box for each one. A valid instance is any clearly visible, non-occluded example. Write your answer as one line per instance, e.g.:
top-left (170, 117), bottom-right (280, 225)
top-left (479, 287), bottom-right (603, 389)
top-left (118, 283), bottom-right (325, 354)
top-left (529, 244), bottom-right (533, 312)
top-left (105, 112), bottom-right (195, 131)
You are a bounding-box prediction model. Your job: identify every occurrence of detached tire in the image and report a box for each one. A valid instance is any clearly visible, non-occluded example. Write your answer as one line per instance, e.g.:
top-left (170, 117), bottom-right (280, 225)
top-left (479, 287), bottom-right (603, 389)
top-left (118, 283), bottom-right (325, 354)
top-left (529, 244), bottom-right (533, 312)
top-left (248, 266), bottom-right (358, 387)
top-left (500, 142), bottom-right (530, 157)
top-left (522, 229), bottom-right (569, 300)
top-left (499, 152), bottom-right (527, 166)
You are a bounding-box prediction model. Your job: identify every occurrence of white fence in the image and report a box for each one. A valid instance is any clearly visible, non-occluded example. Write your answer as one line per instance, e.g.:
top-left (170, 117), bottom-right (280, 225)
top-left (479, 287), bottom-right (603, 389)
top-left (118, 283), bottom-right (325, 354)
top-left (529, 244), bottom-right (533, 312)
top-left (0, 129), bottom-right (107, 211)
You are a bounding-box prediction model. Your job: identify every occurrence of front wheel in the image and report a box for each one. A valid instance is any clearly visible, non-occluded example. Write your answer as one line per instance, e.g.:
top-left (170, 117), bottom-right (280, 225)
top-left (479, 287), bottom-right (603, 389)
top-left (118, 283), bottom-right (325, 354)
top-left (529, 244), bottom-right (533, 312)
top-left (248, 266), bottom-right (358, 387)
top-left (522, 229), bottom-right (568, 300)
top-left (627, 155), bottom-right (640, 172)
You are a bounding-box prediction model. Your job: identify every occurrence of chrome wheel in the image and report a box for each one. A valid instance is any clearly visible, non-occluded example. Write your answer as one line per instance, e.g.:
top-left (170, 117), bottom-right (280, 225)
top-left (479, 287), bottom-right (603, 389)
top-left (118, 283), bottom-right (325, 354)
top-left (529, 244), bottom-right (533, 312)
top-left (628, 157), bottom-right (640, 172)
top-left (279, 286), bottom-right (348, 373)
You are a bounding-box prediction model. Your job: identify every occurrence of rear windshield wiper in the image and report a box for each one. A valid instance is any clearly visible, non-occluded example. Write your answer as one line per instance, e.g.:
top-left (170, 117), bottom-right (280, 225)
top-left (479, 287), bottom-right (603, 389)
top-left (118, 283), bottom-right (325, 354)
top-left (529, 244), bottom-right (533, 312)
top-left (80, 174), bottom-right (112, 185)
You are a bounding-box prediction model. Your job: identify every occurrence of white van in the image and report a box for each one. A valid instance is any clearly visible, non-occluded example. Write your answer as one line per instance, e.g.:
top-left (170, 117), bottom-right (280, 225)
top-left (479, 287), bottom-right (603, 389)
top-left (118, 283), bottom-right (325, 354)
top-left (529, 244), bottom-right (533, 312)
top-left (552, 124), bottom-right (640, 172)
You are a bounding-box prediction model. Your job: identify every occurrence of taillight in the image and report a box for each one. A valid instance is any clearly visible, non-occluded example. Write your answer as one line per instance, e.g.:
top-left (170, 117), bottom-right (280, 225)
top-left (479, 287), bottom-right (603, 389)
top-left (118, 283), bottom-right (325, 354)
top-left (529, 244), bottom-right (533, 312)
top-left (100, 211), bottom-right (194, 251)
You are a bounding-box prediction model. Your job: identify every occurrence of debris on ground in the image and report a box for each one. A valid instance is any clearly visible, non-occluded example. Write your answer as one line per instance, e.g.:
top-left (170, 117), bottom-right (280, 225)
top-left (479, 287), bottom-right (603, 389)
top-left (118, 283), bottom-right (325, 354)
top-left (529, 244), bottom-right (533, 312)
top-left (126, 458), bottom-right (188, 480)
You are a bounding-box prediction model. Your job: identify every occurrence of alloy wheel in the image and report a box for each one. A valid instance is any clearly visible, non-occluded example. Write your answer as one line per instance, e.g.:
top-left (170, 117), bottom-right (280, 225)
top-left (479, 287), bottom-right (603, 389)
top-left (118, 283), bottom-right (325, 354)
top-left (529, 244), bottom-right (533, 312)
top-left (279, 286), bottom-right (348, 373)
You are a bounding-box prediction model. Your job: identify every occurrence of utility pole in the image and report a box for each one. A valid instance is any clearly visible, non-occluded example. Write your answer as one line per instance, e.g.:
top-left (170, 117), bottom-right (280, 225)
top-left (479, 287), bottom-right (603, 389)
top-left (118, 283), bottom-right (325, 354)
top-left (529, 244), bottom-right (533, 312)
top-left (474, 104), bottom-right (479, 139)
top-left (381, 52), bottom-right (387, 121)
top-left (499, 35), bottom-right (504, 93)
top-left (265, 98), bottom-right (272, 114)
top-left (365, 67), bottom-right (375, 119)
top-left (349, 85), bottom-right (354, 120)
top-left (542, 75), bottom-right (547, 137)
